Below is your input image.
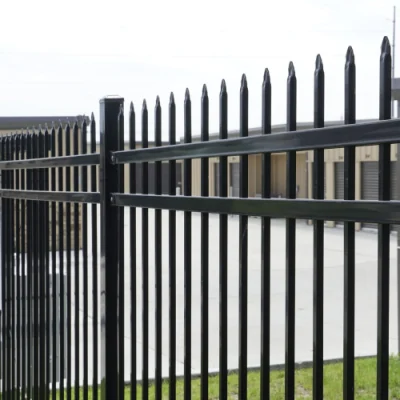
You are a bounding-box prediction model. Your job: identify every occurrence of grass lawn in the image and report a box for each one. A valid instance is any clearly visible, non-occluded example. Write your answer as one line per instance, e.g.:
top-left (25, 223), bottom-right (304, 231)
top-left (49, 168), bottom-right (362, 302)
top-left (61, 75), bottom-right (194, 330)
top-left (5, 356), bottom-right (400, 399)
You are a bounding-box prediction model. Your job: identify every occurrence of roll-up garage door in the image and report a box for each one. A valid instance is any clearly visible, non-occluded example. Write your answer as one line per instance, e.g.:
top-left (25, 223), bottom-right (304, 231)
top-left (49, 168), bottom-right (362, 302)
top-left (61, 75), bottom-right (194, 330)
top-left (230, 163), bottom-right (240, 197)
top-left (335, 163), bottom-right (344, 200)
top-left (335, 162), bottom-right (344, 226)
top-left (391, 161), bottom-right (398, 231)
top-left (361, 161), bottom-right (379, 229)
top-left (391, 161), bottom-right (397, 200)
top-left (214, 163), bottom-right (220, 196)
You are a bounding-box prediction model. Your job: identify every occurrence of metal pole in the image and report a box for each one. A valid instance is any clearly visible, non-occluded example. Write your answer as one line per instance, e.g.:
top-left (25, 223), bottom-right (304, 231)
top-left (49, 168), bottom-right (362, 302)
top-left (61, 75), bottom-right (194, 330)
top-left (99, 95), bottom-right (124, 400)
top-left (392, 5), bottom-right (396, 117)
top-left (397, 104), bottom-right (400, 357)
top-left (392, 5), bottom-right (400, 358)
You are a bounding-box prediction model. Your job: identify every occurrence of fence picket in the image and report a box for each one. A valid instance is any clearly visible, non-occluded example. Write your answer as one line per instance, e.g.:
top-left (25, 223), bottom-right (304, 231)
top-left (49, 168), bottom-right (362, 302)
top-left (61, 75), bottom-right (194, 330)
top-left (154, 96), bottom-right (163, 400)
top-left (343, 45), bottom-right (356, 400)
top-left (261, 68), bottom-right (272, 400)
top-left (313, 54), bottom-right (325, 400)
top-left (141, 99), bottom-right (149, 400)
top-left (377, 36), bottom-right (392, 400)
top-left (168, 93), bottom-right (177, 400)
top-left (183, 88), bottom-right (193, 400)
top-left (200, 84), bottom-right (209, 400)
top-left (285, 61), bottom-right (297, 400)
top-left (129, 102), bottom-right (137, 400)
top-left (219, 79), bottom-right (229, 400)
top-left (239, 74), bottom-right (249, 400)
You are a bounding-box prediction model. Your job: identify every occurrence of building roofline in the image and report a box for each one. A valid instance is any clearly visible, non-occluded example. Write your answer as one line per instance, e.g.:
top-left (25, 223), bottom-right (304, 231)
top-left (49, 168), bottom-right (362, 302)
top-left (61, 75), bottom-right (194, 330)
top-left (186, 118), bottom-right (378, 142)
top-left (0, 115), bottom-right (90, 131)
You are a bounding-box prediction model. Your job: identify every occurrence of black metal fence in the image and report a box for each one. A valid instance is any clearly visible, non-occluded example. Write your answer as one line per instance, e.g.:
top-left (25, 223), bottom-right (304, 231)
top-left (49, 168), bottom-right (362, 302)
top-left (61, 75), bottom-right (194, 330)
top-left (0, 35), bottom-right (400, 399)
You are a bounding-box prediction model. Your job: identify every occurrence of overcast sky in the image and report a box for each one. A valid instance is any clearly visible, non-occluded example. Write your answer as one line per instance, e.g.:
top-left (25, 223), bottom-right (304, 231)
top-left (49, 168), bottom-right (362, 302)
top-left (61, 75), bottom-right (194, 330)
top-left (0, 0), bottom-right (396, 140)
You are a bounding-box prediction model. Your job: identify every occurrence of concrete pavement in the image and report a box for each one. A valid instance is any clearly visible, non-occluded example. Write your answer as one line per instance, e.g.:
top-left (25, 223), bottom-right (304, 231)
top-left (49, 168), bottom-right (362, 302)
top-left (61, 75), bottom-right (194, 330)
top-left (124, 211), bottom-right (399, 377)
top-left (11, 208), bottom-right (400, 384)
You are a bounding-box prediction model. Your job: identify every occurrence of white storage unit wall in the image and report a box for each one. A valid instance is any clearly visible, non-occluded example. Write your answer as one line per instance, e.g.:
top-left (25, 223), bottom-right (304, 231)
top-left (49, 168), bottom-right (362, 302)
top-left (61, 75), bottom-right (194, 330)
top-left (230, 163), bottom-right (240, 197)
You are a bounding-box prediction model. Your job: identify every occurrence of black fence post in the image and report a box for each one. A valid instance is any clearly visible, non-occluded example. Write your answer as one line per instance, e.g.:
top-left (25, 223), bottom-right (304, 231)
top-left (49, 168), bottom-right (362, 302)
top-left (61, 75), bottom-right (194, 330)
top-left (100, 96), bottom-right (124, 400)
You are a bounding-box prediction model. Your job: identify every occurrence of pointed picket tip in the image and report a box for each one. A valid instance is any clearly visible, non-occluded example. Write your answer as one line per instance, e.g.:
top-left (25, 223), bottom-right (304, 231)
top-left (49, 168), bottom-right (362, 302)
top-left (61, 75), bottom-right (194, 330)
top-left (315, 54), bottom-right (323, 70)
top-left (346, 46), bottom-right (355, 63)
top-left (202, 84), bottom-right (208, 97)
top-left (130, 102), bottom-right (134, 113)
top-left (142, 99), bottom-right (147, 110)
top-left (241, 74), bottom-right (248, 89)
top-left (220, 79), bottom-right (227, 93)
top-left (91, 112), bottom-right (95, 121)
top-left (185, 88), bottom-right (191, 101)
top-left (381, 36), bottom-right (391, 54)
top-left (263, 68), bottom-right (271, 84)
top-left (288, 61), bottom-right (296, 76)
top-left (155, 96), bottom-right (161, 107)
top-left (169, 92), bottom-right (175, 104)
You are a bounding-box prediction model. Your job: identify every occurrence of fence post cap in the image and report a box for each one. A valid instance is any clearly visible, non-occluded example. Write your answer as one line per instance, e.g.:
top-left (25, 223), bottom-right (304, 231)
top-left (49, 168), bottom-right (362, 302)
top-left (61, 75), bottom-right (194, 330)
top-left (100, 95), bottom-right (124, 104)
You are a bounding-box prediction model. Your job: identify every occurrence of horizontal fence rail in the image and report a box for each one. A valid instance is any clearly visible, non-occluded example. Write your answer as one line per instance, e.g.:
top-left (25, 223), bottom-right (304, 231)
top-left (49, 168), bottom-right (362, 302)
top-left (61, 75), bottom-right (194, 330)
top-left (0, 189), bottom-right (100, 204)
top-left (0, 35), bottom-right (399, 400)
top-left (0, 152), bottom-right (100, 170)
top-left (111, 194), bottom-right (400, 223)
top-left (111, 118), bottom-right (400, 164)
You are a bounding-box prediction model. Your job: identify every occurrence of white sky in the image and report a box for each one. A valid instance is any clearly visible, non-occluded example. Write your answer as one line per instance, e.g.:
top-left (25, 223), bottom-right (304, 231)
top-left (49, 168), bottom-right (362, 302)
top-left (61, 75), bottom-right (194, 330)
top-left (0, 0), bottom-right (396, 140)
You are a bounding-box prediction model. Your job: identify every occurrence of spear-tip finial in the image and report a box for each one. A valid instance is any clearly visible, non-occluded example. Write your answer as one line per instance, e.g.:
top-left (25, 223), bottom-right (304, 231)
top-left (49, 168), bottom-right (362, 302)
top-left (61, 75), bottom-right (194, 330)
top-left (315, 54), bottom-right (323, 70)
top-left (185, 88), bottom-right (191, 100)
top-left (241, 74), bottom-right (248, 89)
top-left (130, 101), bottom-right (134, 112)
top-left (202, 84), bottom-right (208, 97)
top-left (288, 61), bottom-right (296, 76)
top-left (91, 112), bottom-right (95, 121)
top-left (169, 92), bottom-right (175, 104)
top-left (263, 68), bottom-right (271, 84)
top-left (381, 36), bottom-right (391, 55)
top-left (220, 79), bottom-right (227, 93)
top-left (142, 99), bottom-right (147, 110)
top-left (156, 96), bottom-right (161, 107)
top-left (346, 46), bottom-right (355, 63)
